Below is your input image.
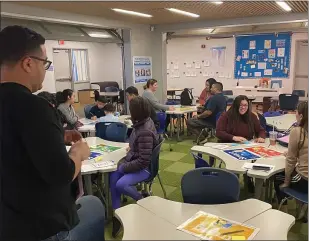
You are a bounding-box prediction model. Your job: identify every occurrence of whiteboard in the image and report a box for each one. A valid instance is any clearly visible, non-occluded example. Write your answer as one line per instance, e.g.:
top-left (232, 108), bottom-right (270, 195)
top-left (53, 49), bottom-right (71, 80)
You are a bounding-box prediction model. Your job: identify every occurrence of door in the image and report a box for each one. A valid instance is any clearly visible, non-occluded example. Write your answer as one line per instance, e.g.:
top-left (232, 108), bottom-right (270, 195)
top-left (53, 49), bottom-right (72, 92)
top-left (294, 41), bottom-right (308, 95)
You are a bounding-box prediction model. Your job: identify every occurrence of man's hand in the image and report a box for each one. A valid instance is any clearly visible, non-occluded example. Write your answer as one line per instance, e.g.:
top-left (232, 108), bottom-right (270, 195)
top-left (69, 140), bottom-right (90, 179)
top-left (232, 136), bottom-right (247, 142)
top-left (64, 130), bottom-right (82, 145)
top-left (255, 137), bottom-right (265, 143)
top-left (280, 182), bottom-right (290, 189)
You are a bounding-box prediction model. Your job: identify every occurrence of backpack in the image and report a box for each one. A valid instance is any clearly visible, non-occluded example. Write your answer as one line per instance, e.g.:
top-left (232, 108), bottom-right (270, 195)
top-left (180, 88), bottom-right (193, 106)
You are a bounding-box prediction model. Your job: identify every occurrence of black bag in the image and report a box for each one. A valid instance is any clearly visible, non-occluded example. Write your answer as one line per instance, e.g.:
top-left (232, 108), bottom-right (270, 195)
top-left (180, 88), bottom-right (193, 106)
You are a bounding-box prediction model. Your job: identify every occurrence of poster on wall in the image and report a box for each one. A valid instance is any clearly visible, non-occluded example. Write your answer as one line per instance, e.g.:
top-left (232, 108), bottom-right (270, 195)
top-left (211, 46), bottom-right (226, 67)
top-left (133, 56), bottom-right (152, 84)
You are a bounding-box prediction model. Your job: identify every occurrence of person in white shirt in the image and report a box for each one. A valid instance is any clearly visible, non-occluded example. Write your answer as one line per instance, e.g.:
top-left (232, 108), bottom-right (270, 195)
top-left (99, 103), bottom-right (119, 123)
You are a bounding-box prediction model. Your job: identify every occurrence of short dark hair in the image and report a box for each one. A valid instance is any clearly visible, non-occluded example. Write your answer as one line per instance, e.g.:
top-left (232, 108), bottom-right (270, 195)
top-left (37, 91), bottom-right (57, 107)
top-left (103, 103), bottom-right (115, 113)
top-left (97, 96), bottom-right (107, 104)
top-left (125, 86), bottom-right (139, 96)
top-left (0, 25), bottom-right (45, 66)
top-left (213, 82), bottom-right (223, 91)
top-left (56, 89), bottom-right (74, 104)
top-left (129, 96), bottom-right (150, 122)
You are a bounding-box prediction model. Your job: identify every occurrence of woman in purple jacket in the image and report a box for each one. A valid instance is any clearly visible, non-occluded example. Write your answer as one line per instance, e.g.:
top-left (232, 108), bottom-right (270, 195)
top-left (110, 97), bottom-right (159, 228)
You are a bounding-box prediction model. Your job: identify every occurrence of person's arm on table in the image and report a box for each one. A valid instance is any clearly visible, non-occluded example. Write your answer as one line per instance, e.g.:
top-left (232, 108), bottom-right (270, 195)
top-left (121, 131), bottom-right (154, 173)
top-left (21, 100), bottom-right (83, 185)
top-left (143, 91), bottom-right (170, 111)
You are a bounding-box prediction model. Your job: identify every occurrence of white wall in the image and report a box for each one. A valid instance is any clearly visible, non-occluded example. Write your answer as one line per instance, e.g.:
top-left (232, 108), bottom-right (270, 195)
top-left (167, 32), bottom-right (308, 97)
top-left (42, 40), bottom-right (122, 93)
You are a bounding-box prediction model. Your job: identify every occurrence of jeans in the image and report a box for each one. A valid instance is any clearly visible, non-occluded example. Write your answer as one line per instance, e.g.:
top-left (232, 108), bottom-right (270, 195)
top-left (43, 196), bottom-right (105, 241)
top-left (110, 167), bottom-right (150, 209)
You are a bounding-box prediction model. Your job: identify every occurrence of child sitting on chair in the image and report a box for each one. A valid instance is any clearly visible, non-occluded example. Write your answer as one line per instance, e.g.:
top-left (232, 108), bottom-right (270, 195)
top-left (99, 103), bottom-right (119, 123)
top-left (110, 96), bottom-right (159, 236)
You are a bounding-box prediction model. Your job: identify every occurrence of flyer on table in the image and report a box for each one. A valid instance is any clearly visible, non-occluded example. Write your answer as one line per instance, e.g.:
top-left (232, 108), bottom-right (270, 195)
top-left (177, 211), bottom-right (259, 240)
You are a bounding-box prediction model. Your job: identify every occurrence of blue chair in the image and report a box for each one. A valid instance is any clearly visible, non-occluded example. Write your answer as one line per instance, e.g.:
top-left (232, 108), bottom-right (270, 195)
top-left (279, 187), bottom-right (308, 218)
top-left (292, 90), bottom-right (306, 97)
top-left (263, 111), bottom-right (282, 117)
top-left (95, 122), bottom-right (128, 142)
top-left (222, 90), bottom-right (234, 105)
top-left (279, 94), bottom-right (299, 111)
top-left (157, 112), bottom-right (172, 151)
top-left (181, 168), bottom-right (240, 204)
top-left (142, 138), bottom-right (167, 198)
top-left (192, 152), bottom-right (210, 169)
top-left (84, 104), bottom-right (95, 118)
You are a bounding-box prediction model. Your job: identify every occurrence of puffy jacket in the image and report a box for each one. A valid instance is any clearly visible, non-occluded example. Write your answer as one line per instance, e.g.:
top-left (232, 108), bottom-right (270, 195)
top-left (122, 117), bottom-right (159, 173)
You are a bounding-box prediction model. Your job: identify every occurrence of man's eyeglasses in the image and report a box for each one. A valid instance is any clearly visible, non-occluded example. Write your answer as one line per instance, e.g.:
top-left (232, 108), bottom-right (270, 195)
top-left (29, 56), bottom-right (52, 70)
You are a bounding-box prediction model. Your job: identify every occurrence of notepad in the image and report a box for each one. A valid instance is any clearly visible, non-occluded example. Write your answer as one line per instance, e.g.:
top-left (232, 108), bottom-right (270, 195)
top-left (92, 160), bottom-right (115, 168)
top-left (242, 163), bottom-right (274, 172)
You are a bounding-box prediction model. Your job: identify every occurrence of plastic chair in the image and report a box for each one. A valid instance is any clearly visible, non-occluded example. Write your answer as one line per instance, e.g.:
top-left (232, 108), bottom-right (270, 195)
top-left (270, 80), bottom-right (282, 89)
top-left (222, 90), bottom-right (233, 96)
top-left (157, 112), bottom-right (172, 151)
top-left (292, 90), bottom-right (306, 97)
top-left (279, 187), bottom-right (308, 219)
top-left (279, 94), bottom-right (299, 111)
top-left (181, 167), bottom-right (240, 204)
top-left (105, 86), bottom-right (119, 92)
top-left (142, 139), bottom-right (167, 198)
top-left (192, 152), bottom-right (210, 169)
top-left (263, 111), bottom-right (282, 118)
top-left (84, 104), bottom-right (95, 118)
top-left (95, 122), bottom-right (128, 142)
top-left (222, 90), bottom-right (234, 105)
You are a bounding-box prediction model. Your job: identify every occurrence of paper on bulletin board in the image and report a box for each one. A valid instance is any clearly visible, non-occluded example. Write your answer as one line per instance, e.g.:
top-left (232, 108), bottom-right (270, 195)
top-left (173, 70), bottom-right (180, 78)
top-left (186, 63), bottom-right (192, 68)
top-left (241, 72), bottom-right (248, 77)
top-left (203, 60), bottom-right (211, 67)
top-left (268, 49), bottom-right (276, 58)
top-left (202, 72), bottom-right (209, 77)
top-left (185, 72), bottom-right (191, 77)
top-left (191, 71), bottom-right (197, 77)
top-left (264, 40), bottom-right (271, 49)
top-left (219, 72), bottom-right (225, 78)
top-left (242, 50), bottom-right (249, 59)
top-left (173, 62), bottom-right (179, 69)
top-left (278, 48), bottom-right (285, 57)
top-left (249, 40), bottom-right (256, 49)
top-left (133, 56), bottom-right (152, 84)
top-left (254, 72), bottom-right (262, 77)
top-left (195, 62), bottom-right (201, 69)
top-left (258, 62), bottom-right (266, 69)
top-left (264, 69), bottom-right (273, 76)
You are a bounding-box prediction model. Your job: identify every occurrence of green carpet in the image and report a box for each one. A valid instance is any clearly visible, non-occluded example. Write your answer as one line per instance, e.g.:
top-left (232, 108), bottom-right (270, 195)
top-left (105, 136), bottom-right (308, 240)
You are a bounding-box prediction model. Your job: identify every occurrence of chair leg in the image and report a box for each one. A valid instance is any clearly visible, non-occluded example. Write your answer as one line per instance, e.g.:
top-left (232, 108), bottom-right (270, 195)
top-left (157, 173), bottom-right (167, 199)
top-left (196, 129), bottom-right (205, 145)
top-left (278, 197), bottom-right (289, 211)
top-left (164, 133), bottom-right (173, 151)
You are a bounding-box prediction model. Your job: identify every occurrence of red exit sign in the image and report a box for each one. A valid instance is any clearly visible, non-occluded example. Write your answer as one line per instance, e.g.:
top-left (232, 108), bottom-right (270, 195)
top-left (58, 40), bottom-right (65, 45)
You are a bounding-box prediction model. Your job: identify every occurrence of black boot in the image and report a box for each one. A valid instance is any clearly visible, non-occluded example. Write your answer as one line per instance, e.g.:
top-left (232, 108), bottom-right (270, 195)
top-left (112, 216), bottom-right (122, 238)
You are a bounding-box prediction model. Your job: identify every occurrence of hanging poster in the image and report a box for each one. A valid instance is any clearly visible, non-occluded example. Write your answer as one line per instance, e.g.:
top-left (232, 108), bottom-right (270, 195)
top-left (242, 50), bottom-right (249, 59)
top-left (133, 56), bottom-right (152, 84)
top-left (278, 48), bottom-right (285, 57)
top-left (264, 40), bottom-right (271, 49)
top-left (249, 40), bottom-right (256, 49)
top-left (276, 39), bottom-right (286, 47)
top-left (211, 46), bottom-right (226, 67)
top-left (268, 49), bottom-right (276, 58)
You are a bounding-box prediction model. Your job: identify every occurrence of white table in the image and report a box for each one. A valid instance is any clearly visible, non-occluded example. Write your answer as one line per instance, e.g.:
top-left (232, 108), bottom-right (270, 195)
top-left (166, 105), bottom-right (197, 141)
top-left (137, 196), bottom-right (271, 225)
top-left (81, 137), bottom-right (128, 218)
top-left (78, 115), bottom-right (132, 134)
top-left (271, 96), bottom-right (307, 102)
top-left (191, 139), bottom-right (287, 200)
top-left (265, 113), bottom-right (296, 132)
top-left (116, 196), bottom-right (295, 240)
top-left (244, 209), bottom-right (295, 240)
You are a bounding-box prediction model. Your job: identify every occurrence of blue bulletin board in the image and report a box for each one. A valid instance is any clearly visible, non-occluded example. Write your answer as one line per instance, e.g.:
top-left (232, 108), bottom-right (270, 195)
top-left (234, 33), bottom-right (291, 79)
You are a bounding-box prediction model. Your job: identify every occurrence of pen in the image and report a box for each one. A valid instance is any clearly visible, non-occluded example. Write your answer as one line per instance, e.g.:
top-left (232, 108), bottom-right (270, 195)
top-left (221, 230), bottom-right (244, 235)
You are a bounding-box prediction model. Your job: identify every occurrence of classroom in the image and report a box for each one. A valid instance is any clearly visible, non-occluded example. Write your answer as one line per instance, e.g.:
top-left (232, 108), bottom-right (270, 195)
top-left (0, 1), bottom-right (308, 240)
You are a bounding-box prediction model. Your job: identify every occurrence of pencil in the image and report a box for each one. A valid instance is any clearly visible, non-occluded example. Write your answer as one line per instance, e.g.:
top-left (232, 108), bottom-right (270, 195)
top-left (221, 230), bottom-right (244, 235)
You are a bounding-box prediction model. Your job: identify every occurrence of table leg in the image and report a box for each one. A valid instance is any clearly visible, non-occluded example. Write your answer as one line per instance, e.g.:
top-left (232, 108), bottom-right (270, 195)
top-left (254, 178), bottom-right (264, 200)
top-left (83, 175), bottom-right (93, 195)
top-left (243, 174), bottom-right (248, 198)
top-left (103, 173), bottom-right (111, 220)
top-left (177, 115), bottom-right (181, 142)
top-left (169, 115), bottom-right (173, 138)
top-left (264, 179), bottom-right (270, 203)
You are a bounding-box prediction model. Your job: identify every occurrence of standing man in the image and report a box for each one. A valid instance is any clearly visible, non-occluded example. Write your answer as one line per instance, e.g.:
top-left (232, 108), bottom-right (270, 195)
top-left (0, 26), bottom-right (105, 241)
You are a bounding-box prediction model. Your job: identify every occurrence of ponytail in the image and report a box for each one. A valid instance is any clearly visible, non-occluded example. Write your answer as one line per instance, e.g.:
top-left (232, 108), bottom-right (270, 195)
top-left (144, 79), bottom-right (158, 90)
top-left (56, 89), bottom-right (73, 104)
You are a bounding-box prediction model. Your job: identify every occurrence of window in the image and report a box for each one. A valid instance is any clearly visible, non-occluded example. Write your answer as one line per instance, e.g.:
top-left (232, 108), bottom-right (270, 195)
top-left (71, 49), bottom-right (89, 82)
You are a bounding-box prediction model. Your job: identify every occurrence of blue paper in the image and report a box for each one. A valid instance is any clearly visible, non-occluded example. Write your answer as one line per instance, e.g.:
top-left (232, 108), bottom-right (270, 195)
top-left (88, 152), bottom-right (102, 160)
top-left (224, 149), bottom-right (261, 161)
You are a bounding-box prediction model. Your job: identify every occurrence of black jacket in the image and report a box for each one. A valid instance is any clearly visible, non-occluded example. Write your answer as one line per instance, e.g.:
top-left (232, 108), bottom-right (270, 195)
top-left (86, 105), bottom-right (105, 119)
top-left (0, 83), bottom-right (79, 240)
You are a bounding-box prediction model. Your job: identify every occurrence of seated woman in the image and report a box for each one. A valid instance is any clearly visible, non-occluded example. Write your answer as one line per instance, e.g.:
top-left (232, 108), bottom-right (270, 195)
top-left (142, 79), bottom-right (175, 131)
top-left (199, 78), bottom-right (217, 106)
top-left (274, 102), bottom-right (308, 213)
top-left (110, 96), bottom-right (159, 235)
top-left (57, 89), bottom-right (82, 129)
top-left (216, 95), bottom-right (266, 143)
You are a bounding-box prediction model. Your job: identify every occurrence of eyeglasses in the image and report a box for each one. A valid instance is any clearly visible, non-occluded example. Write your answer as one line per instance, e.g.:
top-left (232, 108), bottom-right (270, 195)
top-left (29, 56), bottom-right (52, 70)
top-left (239, 104), bottom-right (249, 108)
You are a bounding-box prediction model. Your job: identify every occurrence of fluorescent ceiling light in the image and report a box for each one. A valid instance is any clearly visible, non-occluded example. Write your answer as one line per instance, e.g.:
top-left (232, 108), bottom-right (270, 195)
top-left (87, 32), bottom-right (112, 38)
top-left (276, 1), bottom-right (292, 12)
top-left (111, 8), bottom-right (152, 18)
top-left (213, 1), bottom-right (223, 4)
top-left (166, 8), bottom-right (200, 18)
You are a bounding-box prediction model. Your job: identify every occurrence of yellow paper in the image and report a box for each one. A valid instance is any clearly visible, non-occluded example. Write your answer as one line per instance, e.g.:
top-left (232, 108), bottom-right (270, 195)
top-left (232, 236), bottom-right (246, 240)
